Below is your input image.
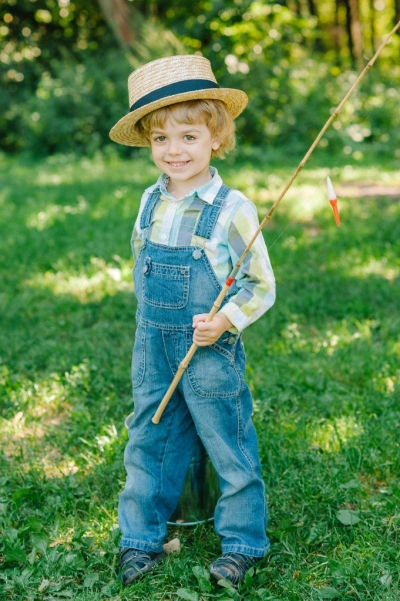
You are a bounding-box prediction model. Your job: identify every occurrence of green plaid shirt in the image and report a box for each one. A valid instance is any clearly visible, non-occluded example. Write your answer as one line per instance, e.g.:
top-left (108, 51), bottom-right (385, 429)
top-left (131, 168), bottom-right (275, 332)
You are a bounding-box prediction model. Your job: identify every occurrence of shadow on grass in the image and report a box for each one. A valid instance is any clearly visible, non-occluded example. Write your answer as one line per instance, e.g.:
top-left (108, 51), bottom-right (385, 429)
top-left (1, 167), bottom-right (399, 466)
top-left (1, 154), bottom-right (400, 599)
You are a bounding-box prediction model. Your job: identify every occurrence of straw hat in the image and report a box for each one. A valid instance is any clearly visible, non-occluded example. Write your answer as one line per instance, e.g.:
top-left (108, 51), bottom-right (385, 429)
top-left (109, 55), bottom-right (248, 146)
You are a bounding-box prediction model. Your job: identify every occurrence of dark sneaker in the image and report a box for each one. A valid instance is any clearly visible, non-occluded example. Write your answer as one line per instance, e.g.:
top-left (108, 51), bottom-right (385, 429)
top-left (119, 547), bottom-right (165, 586)
top-left (209, 552), bottom-right (259, 587)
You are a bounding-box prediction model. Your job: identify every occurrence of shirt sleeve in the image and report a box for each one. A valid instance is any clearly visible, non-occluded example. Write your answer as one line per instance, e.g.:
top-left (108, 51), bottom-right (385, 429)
top-left (218, 200), bottom-right (276, 332)
top-left (130, 191), bottom-right (150, 295)
top-left (131, 220), bottom-right (142, 264)
top-left (131, 189), bottom-right (150, 263)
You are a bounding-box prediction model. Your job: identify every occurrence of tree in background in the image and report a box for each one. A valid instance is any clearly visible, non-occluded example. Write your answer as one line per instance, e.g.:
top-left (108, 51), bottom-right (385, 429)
top-left (342, 0), bottom-right (364, 68)
top-left (396, 0), bottom-right (400, 29)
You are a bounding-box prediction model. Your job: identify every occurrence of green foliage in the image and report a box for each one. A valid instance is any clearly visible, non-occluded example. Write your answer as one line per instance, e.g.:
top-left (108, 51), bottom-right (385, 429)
top-left (0, 150), bottom-right (400, 599)
top-left (8, 51), bottom-right (131, 154)
top-left (0, 0), bottom-right (130, 154)
top-left (1, 0), bottom-right (400, 154)
top-left (123, 0), bottom-right (400, 151)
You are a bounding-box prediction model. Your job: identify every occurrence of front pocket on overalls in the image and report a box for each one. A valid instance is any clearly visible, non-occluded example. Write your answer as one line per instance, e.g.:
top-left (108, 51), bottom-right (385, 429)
top-left (142, 258), bottom-right (190, 309)
top-left (187, 341), bottom-right (242, 398)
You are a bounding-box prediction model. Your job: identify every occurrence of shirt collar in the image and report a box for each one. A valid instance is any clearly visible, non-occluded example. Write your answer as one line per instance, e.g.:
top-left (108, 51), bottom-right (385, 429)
top-left (146, 167), bottom-right (223, 205)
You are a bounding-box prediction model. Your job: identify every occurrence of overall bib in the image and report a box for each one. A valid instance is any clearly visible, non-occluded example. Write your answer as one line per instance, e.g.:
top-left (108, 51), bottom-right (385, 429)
top-left (118, 184), bottom-right (269, 558)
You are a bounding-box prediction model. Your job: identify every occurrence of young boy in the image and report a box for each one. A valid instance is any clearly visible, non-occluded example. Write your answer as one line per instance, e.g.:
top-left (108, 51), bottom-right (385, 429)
top-left (109, 55), bottom-right (276, 588)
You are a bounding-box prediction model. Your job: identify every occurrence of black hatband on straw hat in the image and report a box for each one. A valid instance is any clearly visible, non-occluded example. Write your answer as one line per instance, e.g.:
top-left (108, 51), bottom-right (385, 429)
top-left (109, 55), bottom-right (248, 147)
top-left (129, 80), bottom-right (220, 113)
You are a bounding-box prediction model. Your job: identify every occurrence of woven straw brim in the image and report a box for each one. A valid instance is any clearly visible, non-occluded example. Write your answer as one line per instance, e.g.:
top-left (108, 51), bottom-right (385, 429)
top-left (109, 88), bottom-right (248, 147)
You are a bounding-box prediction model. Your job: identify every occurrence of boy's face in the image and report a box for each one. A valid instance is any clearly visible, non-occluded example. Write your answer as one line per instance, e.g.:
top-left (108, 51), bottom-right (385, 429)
top-left (149, 117), bottom-right (220, 194)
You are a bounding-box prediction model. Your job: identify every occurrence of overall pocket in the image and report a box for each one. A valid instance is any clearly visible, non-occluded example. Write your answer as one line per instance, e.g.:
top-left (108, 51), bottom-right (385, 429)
top-left (187, 333), bottom-right (242, 399)
top-left (142, 258), bottom-right (190, 309)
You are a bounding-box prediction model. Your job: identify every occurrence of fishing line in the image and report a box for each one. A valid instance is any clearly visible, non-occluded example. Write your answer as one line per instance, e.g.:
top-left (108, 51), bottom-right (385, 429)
top-left (265, 58), bottom-right (400, 252)
top-left (152, 21), bottom-right (400, 424)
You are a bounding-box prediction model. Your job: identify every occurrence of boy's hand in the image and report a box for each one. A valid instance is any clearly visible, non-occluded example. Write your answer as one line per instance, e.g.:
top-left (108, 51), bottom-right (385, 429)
top-left (192, 313), bottom-right (233, 346)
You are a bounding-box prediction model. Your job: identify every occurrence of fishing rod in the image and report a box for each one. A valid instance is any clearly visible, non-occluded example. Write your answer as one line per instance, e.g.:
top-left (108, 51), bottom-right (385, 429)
top-left (152, 20), bottom-right (400, 425)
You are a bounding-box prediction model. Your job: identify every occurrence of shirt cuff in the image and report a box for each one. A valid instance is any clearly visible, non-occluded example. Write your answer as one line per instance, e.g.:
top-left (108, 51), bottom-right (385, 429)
top-left (219, 302), bottom-right (249, 334)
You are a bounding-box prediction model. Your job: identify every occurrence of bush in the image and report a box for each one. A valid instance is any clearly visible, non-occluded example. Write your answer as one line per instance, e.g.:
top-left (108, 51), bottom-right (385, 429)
top-left (0, 49), bottom-right (132, 155)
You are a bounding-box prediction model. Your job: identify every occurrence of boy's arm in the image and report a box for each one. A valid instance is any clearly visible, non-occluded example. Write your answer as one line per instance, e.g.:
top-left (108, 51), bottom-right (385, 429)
top-left (218, 201), bottom-right (276, 332)
top-left (192, 200), bottom-right (275, 345)
top-left (131, 186), bottom-right (155, 264)
top-left (131, 222), bottom-right (142, 263)
top-left (130, 189), bottom-right (151, 287)
top-left (130, 223), bottom-right (141, 294)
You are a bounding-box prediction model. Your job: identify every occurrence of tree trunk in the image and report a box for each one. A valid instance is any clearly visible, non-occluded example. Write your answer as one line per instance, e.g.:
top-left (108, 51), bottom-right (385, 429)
top-left (97, 0), bottom-right (136, 50)
top-left (342, 0), bottom-right (363, 68)
top-left (369, 0), bottom-right (376, 52)
top-left (306, 0), bottom-right (324, 51)
top-left (342, 0), bottom-right (355, 66)
top-left (348, 0), bottom-right (363, 68)
top-left (334, 0), bottom-right (342, 63)
top-left (96, 0), bottom-right (185, 66)
top-left (307, 0), bottom-right (317, 17)
top-left (395, 0), bottom-right (400, 34)
top-left (288, 0), bottom-right (302, 16)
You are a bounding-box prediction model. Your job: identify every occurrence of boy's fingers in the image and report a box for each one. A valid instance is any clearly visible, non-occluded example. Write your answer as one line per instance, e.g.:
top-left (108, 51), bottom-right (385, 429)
top-left (197, 321), bottom-right (216, 333)
top-left (192, 313), bottom-right (208, 327)
top-left (193, 323), bottom-right (213, 336)
top-left (193, 332), bottom-right (214, 346)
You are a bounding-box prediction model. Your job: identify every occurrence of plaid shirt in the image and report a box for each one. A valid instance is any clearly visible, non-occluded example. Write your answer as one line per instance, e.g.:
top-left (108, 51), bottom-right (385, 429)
top-left (131, 168), bottom-right (275, 332)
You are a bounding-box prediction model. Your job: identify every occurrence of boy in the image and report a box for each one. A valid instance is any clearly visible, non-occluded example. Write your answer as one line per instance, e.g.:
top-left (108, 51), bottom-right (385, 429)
top-left (109, 55), bottom-right (276, 587)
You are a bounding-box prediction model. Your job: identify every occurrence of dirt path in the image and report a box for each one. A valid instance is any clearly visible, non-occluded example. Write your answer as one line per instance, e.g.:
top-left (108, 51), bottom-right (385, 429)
top-left (337, 183), bottom-right (400, 199)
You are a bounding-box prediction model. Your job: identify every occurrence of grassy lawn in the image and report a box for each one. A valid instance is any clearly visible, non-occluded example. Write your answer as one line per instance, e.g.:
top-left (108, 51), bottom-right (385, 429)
top-left (0, 148), bottom-right (399, 600)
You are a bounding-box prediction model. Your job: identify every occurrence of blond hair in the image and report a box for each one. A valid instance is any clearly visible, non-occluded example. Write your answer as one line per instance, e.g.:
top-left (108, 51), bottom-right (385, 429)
top-left (135, 99), bottom-right (236, 159)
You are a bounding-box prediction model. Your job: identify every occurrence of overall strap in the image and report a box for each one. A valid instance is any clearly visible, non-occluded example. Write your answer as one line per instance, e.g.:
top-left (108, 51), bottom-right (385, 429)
top-left (139, 189), bottom-right (161, 231)
top-left (194, 184), bottom-right (231, 239)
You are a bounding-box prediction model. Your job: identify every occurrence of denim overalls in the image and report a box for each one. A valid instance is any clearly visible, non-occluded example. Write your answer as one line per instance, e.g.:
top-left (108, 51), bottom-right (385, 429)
top-left (118, 184), bottom-right (270, 558)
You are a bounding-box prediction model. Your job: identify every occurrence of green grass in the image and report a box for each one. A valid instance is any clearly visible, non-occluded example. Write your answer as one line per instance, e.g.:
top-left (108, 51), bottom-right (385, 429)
top-left (0, 147), bottom-right (399, 600)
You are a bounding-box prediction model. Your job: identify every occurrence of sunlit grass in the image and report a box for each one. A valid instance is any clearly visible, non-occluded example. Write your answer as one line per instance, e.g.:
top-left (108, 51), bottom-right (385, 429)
top-left (26, 197), bottom-right (89, 231)
top-left (308, 415), bottom-right (364, 453)
top-left (347, 257), bottom-right (399, 281)
top-left (25, 256), bottom-right (132, 303)
top-left (0, 151), bottom-right (399, 600)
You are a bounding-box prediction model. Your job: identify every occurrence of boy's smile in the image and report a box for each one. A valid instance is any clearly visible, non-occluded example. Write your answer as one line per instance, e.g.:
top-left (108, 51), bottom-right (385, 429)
top-left (150, 118), bottom-right (220, 199)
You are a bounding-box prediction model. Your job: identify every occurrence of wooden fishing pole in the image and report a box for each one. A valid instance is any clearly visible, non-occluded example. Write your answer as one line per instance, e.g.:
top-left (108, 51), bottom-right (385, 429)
top-left (152, 21), bottom-right (400, 425)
